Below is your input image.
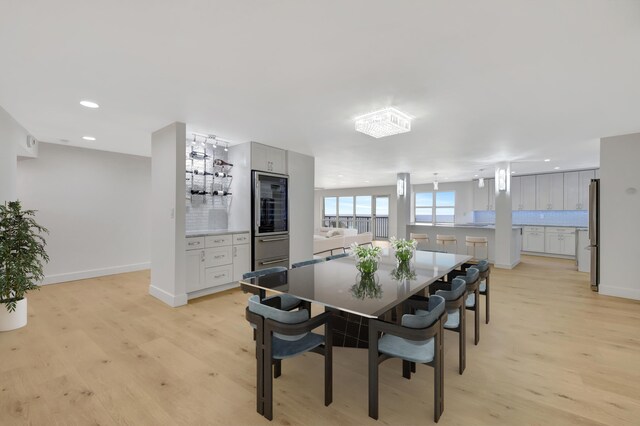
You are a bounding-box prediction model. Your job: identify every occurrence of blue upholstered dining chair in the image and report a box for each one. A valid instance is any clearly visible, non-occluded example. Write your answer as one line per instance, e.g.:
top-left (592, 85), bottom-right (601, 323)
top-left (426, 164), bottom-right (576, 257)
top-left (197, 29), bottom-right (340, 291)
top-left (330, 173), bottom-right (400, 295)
top-left (368, 295), bottom-right (447, 422)
top-left (326, 252), bottom-right (349, 261)
top-left (292, 258), bottom-right (325, 268)
top-left (474, 260), bottom-right (491, 324)
top-left (450, 267), bottom-right (481, 345)
top-left (246, 295), bottom-right (333, 421)
top-left (435, 278), bottom-right (468, 374)
top-left (242, 267), bottom-right (301, 311)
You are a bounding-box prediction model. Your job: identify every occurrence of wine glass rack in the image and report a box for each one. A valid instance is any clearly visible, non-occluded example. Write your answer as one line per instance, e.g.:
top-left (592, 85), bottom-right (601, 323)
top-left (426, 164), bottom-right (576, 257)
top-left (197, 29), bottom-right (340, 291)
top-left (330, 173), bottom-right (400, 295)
top-left (185, 134), bottom-right (233, 208)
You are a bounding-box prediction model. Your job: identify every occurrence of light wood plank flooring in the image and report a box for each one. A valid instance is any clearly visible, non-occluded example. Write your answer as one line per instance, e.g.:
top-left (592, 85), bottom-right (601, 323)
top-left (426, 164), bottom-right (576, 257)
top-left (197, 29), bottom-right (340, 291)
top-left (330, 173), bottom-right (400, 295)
top-left (1, 255), bottom-right (640, 425)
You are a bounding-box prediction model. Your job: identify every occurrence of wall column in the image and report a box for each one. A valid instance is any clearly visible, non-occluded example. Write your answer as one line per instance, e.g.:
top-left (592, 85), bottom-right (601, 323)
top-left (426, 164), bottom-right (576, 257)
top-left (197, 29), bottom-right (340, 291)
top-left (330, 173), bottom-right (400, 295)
top-left (494, 162), bottom-right (513, 268)
top-left (395, 172), bottom-right (411, 239)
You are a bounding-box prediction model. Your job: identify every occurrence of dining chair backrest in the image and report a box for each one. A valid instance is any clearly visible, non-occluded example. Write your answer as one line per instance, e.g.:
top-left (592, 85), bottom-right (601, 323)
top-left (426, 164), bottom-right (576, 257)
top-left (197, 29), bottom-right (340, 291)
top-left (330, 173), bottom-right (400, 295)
top-left (243, 267), bottom-right (288, 280)
top-left (436, 278), bottom-right (466, 301)
top-left (475, 260), bottom-right (489, 272)
top-left (292, 258), bottom-right (325, 269)
top-left (401, 295), bottom-right (445, 330)
top-left (247, 295), bottom-right (309, 341)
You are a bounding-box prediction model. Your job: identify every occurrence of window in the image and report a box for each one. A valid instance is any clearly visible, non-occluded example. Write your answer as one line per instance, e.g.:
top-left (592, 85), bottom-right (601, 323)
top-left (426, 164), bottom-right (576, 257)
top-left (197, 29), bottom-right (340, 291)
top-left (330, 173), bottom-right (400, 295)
top-left (415, 191), bottom-right (455, 224)
top-left (322, 195), bottom-right (388, 236)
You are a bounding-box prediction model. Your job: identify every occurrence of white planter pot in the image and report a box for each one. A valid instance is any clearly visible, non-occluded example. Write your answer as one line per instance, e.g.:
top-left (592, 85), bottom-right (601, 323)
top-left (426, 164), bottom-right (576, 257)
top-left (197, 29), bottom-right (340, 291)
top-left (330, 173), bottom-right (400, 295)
top-left (0, 298), bottom-right (28, 332)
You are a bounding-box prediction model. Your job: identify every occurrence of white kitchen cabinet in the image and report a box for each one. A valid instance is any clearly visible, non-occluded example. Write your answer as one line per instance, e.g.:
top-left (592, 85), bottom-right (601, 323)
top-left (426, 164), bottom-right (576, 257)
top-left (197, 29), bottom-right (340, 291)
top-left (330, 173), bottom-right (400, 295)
top-left (473, 180), bottom-right (489, 210)
top-left (233, 243), bottom-right (250, 281)
top-left (487, 178), bottom-right (495, 210)
top-left (544, 227), bottom-right (576, 256)
top-left (511, 176), bottom-right (521, 210)
top-left (251, 142), bottom-right (287, 174)
top-left (536, 173), bottom-right (564, 210)
top-left (521, 176), bottom-right (536, 210)
top-left (564, 170), bottom-right (594, 210)
top-left (186, 248), bottom-right (204, 292)
top-left (186, 232), bottom-right (251, 295)
top-left (523, 226), bottom-right (545, 252)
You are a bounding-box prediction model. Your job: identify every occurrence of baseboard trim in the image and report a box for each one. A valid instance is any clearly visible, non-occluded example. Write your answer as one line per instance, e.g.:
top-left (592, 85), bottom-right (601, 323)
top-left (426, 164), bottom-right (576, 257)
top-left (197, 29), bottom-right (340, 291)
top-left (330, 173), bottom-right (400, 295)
top-left (41, 262), bottom-right (150, 285)
top-left (148, 285), bottom-right (188, 307)
top-left (598, 285), bottom-right (640, 301)
top-left (494, 259), bottom-right (521, 269)
top-left (521, 251), bottom-right (576, 260)
top-left (187, 282), bottom-right (240, 300)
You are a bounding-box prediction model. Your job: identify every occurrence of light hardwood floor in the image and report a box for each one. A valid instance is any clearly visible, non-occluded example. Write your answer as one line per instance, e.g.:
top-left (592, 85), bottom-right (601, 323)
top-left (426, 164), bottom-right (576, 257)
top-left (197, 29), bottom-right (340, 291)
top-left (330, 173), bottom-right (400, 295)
top-left (2, 255), bottom-right (640, 425)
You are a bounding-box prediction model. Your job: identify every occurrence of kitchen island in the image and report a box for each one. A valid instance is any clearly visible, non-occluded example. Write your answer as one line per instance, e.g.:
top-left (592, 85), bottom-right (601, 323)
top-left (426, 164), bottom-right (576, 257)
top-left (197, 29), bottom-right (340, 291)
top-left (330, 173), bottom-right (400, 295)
top-left (406, 223), bottom-right (522, 268)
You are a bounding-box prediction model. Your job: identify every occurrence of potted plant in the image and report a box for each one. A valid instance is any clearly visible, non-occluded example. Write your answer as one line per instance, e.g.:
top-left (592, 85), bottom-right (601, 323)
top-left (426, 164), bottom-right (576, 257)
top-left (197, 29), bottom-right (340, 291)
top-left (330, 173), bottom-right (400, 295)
top-left (390, 236), bottom-right (418, 264)
top-left (350, 243), bottom-right (382, 276)
top-left (0, 201), bottom-right (49, 332)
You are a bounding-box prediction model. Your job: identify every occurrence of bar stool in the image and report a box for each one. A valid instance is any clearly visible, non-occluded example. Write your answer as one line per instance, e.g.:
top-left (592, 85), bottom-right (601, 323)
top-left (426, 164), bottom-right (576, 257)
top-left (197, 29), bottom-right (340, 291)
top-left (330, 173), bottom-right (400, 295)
top-left (436, 235), bottom-right (457, 254)
top-left (465, 236), bottom-right (488, 261)
top-left (410, 233), bottom-right (429, 251)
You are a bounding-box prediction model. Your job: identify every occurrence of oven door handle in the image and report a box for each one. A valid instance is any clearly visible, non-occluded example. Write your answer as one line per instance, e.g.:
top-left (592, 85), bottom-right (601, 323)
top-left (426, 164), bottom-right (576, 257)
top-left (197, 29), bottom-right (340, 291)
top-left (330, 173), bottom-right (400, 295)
top-left (260, 237), bottom-right (288, 242)
top-left (260, 258), bottom-right (289, 266)
top-left (255, 179), bottom-right (260, 232)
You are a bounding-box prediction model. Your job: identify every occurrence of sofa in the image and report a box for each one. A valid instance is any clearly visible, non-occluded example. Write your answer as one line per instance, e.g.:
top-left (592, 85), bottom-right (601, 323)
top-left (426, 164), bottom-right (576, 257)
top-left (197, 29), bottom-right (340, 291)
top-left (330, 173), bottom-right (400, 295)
top-left (313, 227), bottom-right (373, 255)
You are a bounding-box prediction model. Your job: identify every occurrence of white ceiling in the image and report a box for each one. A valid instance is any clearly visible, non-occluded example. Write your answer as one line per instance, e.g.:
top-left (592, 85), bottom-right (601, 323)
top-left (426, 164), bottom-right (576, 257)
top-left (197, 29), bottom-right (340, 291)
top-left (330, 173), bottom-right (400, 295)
top-left (2, 0), bottom-right (639, 188)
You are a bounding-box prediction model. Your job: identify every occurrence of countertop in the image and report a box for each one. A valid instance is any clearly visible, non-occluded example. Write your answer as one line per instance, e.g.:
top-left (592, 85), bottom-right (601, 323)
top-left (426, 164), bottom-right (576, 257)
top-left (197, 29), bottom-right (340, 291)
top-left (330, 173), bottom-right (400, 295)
top-left (408, 223), bottom-right (522, 230)
top-left (186, 229), bottom-right (250, 237)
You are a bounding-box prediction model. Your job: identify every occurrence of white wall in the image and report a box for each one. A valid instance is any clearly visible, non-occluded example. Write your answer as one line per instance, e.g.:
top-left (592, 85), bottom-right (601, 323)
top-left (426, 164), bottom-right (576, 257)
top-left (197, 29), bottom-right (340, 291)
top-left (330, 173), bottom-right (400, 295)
top-left (149, 122), bottom-right (187, 307)
top-left (0, 106), bottom-right (23, 203)
top-left (288, 151), bottom-right (314, 265)
top-left (599, 133), bottom-right (640, 300)
top-left (16, 142), bottom-right (151, 284)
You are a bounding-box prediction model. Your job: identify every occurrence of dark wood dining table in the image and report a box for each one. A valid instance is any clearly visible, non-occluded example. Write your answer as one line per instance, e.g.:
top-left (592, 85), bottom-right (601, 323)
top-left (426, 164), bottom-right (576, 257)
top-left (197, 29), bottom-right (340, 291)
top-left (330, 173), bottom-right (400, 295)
top-left (240, 249), bottom-right (472, 418)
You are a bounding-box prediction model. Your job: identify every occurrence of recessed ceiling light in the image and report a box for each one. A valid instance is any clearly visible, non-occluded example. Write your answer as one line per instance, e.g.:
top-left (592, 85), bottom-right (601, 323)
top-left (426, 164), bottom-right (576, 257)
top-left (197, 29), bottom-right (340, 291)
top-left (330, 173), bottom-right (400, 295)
top-left (474, 174), bottom-right (478, 177)
top-left (554, 166), bottom-right (560, 170)
top-left (82, 136), bottom-right (96, 141)
top-left (544, 158), bottom-right (551, 162)
top-left (337, 174), bottom-right (343, 177)
top-left (80, 100), bottom-right (99, 109)
top-left (364, 180), bottom-right (370, 183)
top-left (511, 171), bottom-right (516, 174)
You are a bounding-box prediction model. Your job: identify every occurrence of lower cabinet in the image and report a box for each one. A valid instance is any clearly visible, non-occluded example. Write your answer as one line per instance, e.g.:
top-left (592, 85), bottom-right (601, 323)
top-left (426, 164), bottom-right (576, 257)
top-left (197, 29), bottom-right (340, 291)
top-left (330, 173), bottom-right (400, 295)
top-left (186, 232), bottom-right (250, 294)
top-left (523, 227), bottom-right (545, 252)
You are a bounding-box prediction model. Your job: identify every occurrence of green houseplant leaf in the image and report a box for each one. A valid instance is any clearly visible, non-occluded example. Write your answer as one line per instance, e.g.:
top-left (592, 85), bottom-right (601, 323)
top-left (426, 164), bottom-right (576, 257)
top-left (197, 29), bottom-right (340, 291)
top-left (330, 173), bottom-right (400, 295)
top-left (0, 201), bottom-right (49, 312)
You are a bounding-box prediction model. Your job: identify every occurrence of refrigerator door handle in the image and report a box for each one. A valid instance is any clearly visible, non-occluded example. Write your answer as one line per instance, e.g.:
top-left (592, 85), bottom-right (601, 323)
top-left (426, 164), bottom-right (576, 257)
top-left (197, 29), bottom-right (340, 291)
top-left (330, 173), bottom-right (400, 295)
top-left (254, 179), bottom-right (260, 232)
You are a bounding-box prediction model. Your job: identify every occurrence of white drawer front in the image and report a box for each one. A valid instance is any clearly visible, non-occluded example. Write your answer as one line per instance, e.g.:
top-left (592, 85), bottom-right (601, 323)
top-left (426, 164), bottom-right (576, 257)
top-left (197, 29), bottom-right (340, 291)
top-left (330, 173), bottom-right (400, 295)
top-left (233, 233), bottom-right (250, 245)
top-left (524, 226), bottom-right (545, 233)
top-left (186, 237), bottom-right (205, 250)
top-left (204, 246), bottom-right (233, 267)
top-left (554, 227), bottom-right (575, 233)
top-left (205, 234), bottom-right (233, 248)
top-left (204, 265), bottom-right (233, 288)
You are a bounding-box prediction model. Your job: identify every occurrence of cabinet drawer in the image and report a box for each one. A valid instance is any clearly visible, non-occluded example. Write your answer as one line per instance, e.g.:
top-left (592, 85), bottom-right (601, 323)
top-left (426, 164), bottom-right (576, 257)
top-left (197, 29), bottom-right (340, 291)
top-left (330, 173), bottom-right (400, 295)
top-left (204, 265), bottom-right (233, 288)
top-left (205, 234), bottom-right (232, 248)
top-left (524, 226), bottom-right (545, 233)
top-left (186, 237), bottom-right (205, 250)
top-left (233, 233), bottom-right (250, 245)
top-left (204, 246), bottom-right (233, 267)
top-left (554, 227), bottom-right (576, 233)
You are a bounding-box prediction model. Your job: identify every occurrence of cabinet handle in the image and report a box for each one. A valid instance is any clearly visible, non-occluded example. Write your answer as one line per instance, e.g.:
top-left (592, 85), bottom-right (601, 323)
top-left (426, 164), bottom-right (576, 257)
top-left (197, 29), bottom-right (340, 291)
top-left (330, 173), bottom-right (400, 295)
top-left (260, 237), bottom-right (288, 242)
top-left (213, 239), bottom-right (224, 243)
top-left (188, 241), bottom-right (201, 246)
top-left (260, 258), bottom-right (288, 265)
top-left (214, 254), bottom-right (225, 259)
top-left (214, 274), bottom-right (226, 279)
top-left (201, 251), bottom-right (205, 262)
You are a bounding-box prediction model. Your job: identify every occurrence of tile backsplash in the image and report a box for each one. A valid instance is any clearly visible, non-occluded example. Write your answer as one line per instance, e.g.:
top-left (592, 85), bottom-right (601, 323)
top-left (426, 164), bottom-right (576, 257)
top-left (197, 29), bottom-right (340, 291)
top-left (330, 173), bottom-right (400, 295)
top-left (473, 210), bottom-right (589, 227)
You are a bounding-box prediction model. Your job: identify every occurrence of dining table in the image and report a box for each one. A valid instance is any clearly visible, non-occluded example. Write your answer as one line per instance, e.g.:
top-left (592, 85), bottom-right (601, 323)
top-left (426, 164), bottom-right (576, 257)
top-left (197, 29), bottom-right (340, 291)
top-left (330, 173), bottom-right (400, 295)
top-left (240, 249), bottom-right (472, 418)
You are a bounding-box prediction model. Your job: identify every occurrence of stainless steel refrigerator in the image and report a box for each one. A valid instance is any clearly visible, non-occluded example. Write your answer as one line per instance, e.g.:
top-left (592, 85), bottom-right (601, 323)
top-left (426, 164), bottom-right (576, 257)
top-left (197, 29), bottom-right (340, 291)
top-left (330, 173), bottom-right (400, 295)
top-left (251, 171), bottom-right (290, 271)
top-left (588, 179), bottom-right (600, 291)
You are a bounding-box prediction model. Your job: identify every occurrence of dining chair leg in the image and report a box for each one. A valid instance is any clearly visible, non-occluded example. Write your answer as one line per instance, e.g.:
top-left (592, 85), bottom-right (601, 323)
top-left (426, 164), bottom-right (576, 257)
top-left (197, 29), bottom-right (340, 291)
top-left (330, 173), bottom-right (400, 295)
top-left (274, 359), bottom-right (281, 378)
top-left (434, 332), bottom-right (442, 423)
top-left (474, 289), bottom-right (480, 345)
top-left (255, 321), bottom-right (264, 415)
top-left (459, 306), bottom-right (466, 375)
top-left (411, 362), bottom-right (416, 373)
top-left (402, 360), bottom-right (411, 379)
top-left (263, 332), bottom-right (274, 421)
top-left (325, 318), bottom-right (333, 406)
top-left (368, 326), bottom-right (379, 420)
top-left (485, 276), bottom-right (490, 324)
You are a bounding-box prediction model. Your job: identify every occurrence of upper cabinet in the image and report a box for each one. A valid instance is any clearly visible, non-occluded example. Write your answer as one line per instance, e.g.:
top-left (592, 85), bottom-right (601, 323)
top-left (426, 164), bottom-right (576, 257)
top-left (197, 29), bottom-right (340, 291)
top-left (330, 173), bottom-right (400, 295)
top-left (473, 179), bottom-right (490, 210)
top-left (520, 175), bottom-right (537, 210)
top-left (511, 176), bottom-right (521, 210)
top-left (564, 170), bottom-right (594, 210)
top-left (487, 178), bottom-right (495, 211)
top-left (536, 173), bottom-right (564, 210)
top-left (251, 142), bottom-right (288, 175)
